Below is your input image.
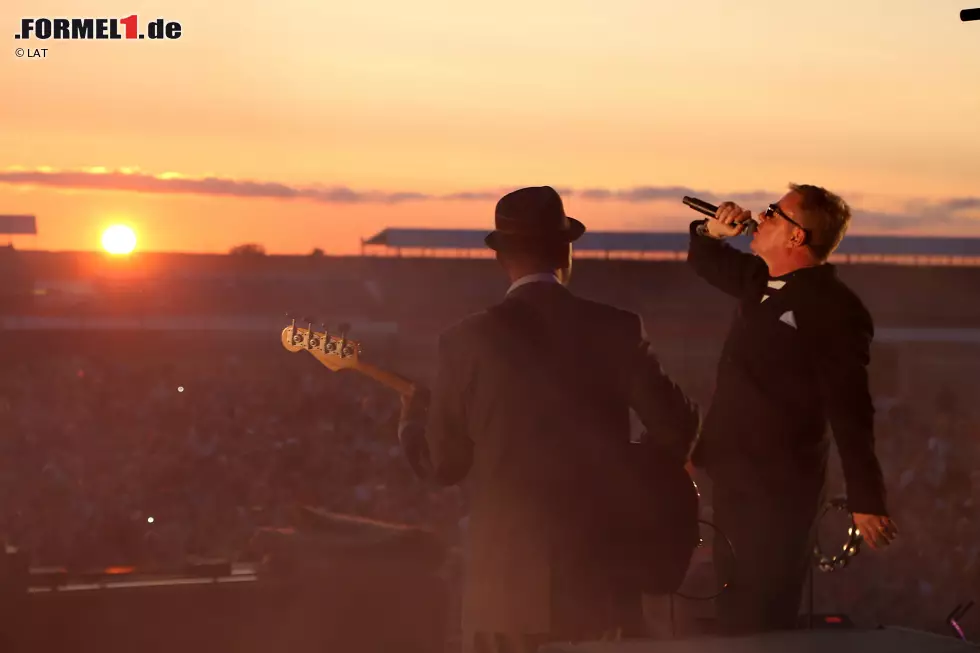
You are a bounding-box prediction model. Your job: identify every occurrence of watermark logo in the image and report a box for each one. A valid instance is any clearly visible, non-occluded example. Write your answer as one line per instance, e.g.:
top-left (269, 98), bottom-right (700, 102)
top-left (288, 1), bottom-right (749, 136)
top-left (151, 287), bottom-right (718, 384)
top-left (14, 16), bottom-right (182, 41)
top-left (14, 47), bottom-right (45, 58)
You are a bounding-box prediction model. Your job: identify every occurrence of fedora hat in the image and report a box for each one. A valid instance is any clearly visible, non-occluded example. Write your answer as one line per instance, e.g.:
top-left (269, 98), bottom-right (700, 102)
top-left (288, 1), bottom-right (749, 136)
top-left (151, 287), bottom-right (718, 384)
top-left (485, 186), bottom-right (586, 251)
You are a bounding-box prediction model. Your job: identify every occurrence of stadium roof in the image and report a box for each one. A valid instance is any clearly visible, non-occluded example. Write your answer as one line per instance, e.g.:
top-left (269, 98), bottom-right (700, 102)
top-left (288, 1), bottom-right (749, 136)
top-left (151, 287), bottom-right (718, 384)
top-left (0, 215), bottom-right (36, 235)
top-left (364, 228), bottom-right (690, 252)
top-left (363, 228), bottom-right (980, 257)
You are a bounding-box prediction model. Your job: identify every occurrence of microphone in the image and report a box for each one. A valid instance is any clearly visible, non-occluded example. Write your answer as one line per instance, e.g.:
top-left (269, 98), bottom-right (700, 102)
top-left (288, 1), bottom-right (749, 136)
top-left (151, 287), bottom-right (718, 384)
top-left (682, 196), bottom-right (757, 235)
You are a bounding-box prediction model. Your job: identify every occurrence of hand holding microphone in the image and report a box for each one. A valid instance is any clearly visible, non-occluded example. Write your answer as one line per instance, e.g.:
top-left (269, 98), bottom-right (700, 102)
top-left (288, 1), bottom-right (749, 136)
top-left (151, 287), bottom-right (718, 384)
top-left (683, 196), bottom-right (756, 239)
top-left (711, 202), bottom-right (754, 238)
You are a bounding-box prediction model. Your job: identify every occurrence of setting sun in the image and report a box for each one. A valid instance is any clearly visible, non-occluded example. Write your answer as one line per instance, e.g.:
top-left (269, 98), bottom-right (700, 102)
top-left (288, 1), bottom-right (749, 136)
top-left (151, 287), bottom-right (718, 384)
top-left (101, 225), bottom-right (137, 255)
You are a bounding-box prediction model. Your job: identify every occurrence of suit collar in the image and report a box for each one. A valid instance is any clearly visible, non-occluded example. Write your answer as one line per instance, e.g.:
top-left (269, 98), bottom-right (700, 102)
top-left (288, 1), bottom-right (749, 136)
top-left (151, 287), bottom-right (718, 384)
top-left (505, 276), bottom-right (570, 303)
top-left (769, 262), bottom-right (836, 283)
top-left (506, 272), bottom-right (560, 296)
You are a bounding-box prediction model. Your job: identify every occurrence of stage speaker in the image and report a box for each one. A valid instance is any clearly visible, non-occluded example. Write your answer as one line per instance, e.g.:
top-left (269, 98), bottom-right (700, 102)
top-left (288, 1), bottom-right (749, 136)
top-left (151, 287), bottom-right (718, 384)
top-left (0, 549), bottom-right (29, 651)
top-left (8, 513), bottom-right (449, 653)
top-left (540, 627), bottom-right (977, 653)
top-left (797, 613), bottom-right (853, 629)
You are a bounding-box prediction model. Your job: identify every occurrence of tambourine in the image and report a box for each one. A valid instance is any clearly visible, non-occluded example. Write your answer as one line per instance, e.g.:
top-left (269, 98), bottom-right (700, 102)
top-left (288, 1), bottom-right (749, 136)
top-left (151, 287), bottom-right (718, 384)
top-left (813, 497), bottom-right (863, 573)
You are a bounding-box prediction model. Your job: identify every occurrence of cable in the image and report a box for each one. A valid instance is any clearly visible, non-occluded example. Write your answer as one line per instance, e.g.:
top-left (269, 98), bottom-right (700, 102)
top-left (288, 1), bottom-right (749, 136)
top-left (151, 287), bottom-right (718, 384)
top-left (672, 518), bottom-right (736, 601)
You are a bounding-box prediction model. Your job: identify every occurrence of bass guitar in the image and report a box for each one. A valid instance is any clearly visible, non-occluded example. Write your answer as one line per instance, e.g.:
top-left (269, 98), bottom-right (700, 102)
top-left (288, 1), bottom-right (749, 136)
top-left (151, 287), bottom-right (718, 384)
top-left (279, 316), bottom-right (420, 398)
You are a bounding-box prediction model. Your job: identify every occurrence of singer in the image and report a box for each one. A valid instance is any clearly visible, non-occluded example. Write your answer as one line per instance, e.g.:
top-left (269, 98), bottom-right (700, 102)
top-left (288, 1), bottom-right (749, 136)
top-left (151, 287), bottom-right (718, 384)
top-left (686, 183), bottom-right (898, 635)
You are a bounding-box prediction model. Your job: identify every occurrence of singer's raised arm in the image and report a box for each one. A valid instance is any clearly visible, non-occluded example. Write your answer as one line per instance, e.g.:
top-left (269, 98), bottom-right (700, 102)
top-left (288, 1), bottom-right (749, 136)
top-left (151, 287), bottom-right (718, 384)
top-left (687, 219), bottom-right (767, 299)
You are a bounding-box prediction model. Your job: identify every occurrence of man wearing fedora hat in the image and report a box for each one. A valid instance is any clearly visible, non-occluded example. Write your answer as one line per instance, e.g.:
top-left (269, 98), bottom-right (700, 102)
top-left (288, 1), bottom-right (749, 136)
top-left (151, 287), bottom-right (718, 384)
top-left (399, 186), bottom-right (702, 652)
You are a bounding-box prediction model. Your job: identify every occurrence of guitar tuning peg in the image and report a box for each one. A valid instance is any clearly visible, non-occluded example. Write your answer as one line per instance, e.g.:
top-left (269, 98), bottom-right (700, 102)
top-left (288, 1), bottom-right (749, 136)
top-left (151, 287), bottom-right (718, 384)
top-left (339, 322), bottom-right (352, 357)
top-left (302, 316), bottom-right (316, 349)
top-left (320, 323), bottom-right (331, 352)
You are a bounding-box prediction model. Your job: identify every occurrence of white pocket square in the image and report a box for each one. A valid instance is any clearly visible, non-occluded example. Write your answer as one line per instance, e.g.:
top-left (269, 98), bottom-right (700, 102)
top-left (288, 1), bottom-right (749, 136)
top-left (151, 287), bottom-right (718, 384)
top-left (779, 310), bottom-right (797, 328)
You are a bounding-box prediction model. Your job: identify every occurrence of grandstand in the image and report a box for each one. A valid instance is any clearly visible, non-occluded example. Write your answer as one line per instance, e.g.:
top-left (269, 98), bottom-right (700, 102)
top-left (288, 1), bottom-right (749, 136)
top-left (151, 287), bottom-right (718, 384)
top-left (0, 214), bottom-right (36, 238)
top-left (4, 231), bottom-right (980, 337)
top-left (3, 221), bottom-right (980, 395)
top-left (1, 236), bottom-right (979, 403)
top-left (361, 227), bottom-right (980, 265)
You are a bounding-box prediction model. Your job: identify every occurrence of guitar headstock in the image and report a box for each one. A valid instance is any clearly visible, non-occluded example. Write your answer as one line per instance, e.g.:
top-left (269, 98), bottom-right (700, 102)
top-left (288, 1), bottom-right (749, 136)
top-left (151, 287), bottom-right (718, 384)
top-left (281, 316), bottom-right (362, 372)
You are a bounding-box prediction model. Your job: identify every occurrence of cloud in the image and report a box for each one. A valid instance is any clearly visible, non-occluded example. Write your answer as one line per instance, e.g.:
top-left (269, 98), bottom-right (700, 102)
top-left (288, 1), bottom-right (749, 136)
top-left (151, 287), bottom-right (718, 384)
top-left (0, 167), bottom-right (781, 206)
top-left (852, 196), bottom-right (980, 231)
top-left (853, 208), bottom-right (980, 232)
top-left (0, 167), bottom-right (977, 231)
top-left (441, 191), bottom-right (498, 201)
top-left (933, 197), bottom-right (980, 212)
top-left (570, 186), bottom-right (771, 204)
top-left (0, 168), bottom-right (430, 204)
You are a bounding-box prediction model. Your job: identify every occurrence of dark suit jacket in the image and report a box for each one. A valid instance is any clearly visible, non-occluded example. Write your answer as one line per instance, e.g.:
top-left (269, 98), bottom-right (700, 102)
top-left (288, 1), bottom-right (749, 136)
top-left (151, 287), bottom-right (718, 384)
top-left (686, 220), bottom-right (888, 516)
top-left (411, 280), bottom-right (700, 638)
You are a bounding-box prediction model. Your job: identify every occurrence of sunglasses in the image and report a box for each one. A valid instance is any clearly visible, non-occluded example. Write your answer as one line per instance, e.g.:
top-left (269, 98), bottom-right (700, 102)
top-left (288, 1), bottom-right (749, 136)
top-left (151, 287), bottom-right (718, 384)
top-left (764, 203), bottom-right (810, 244)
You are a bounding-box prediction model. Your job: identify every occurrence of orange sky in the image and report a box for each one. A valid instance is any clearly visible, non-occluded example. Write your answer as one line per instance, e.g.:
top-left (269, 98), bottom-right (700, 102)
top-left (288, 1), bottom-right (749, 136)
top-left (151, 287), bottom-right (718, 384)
top-left (2, 0), bottom-right (978, 254)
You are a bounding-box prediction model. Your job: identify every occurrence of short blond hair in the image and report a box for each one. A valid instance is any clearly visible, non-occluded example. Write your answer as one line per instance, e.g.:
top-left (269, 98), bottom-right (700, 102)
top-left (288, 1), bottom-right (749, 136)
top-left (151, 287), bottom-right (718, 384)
top-left (789, 183), bottom-right (851, 262)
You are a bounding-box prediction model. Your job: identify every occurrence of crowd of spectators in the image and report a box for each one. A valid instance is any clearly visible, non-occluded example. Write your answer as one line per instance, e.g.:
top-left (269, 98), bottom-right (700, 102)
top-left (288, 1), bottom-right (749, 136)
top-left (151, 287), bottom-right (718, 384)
top-left (0, 331), bottom-right (976, 642)
top-left (0, 335), bottom-right (464, 571)
top-left (813, 386), bottom-right (979, 636)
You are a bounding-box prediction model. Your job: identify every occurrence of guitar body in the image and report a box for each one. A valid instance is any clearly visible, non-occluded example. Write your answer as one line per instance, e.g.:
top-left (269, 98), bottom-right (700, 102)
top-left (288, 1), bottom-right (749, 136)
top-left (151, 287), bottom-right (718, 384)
top-left (647, 460), bottom-right (701, 593)
top-left (606, 453), bottom-right (700, 595)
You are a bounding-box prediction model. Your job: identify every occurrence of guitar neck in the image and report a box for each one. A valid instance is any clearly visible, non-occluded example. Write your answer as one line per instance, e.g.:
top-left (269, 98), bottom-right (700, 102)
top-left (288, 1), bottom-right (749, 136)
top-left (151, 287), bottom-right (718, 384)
top-left (354, 361), bottom-right (416, 396)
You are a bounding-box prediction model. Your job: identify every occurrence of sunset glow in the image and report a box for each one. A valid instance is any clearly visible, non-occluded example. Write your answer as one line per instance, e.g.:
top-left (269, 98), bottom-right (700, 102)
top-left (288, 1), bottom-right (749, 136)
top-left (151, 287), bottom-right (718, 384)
top-left (0, 0), bottom-right (978, 254)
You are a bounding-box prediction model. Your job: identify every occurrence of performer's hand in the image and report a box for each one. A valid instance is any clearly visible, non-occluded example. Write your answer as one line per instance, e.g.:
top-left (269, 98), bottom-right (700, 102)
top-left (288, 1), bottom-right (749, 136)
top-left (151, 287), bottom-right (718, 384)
top-left (852, 512), bottom-right (898, 549)
top-left (400, 384), bottom-right (430, 424)
top-left (399, 385), bottom-right (432, 479)
top-left (398, 420), bottom-right (432, 479)
top-left (706, 201), bottom-right (752, 238)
